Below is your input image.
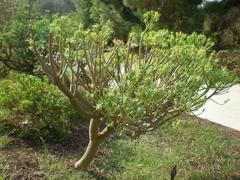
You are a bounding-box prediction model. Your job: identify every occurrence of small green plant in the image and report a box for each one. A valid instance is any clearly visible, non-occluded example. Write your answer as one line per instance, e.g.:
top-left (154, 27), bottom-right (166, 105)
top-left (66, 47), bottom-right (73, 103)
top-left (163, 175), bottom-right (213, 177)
top-left (0, 72), bottom-right (74, 141)
top-left (0, 135), bottom-right (11, 149)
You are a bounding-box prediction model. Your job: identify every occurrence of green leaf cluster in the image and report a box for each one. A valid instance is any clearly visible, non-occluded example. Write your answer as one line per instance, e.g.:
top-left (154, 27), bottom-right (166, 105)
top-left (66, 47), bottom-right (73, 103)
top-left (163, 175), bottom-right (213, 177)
top-left (94, 17), bottom-right (235, 130)
top-left (0, 1), bottom-right (50, 74)
top-left (0, 72), bottom-right (73, 140)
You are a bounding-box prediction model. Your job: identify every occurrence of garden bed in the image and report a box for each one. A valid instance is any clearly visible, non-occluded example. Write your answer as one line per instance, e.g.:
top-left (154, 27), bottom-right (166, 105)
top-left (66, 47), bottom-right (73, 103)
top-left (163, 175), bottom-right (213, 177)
top-left (1, 117), bottom-right (240, 179)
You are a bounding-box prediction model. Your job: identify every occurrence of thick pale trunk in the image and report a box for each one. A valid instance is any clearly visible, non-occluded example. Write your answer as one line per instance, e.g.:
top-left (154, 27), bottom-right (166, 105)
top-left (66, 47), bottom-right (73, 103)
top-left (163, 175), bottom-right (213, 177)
top-left (74, 118), bottom-right (114, 169)
top-left (74, 139), bottom-right (100, 169)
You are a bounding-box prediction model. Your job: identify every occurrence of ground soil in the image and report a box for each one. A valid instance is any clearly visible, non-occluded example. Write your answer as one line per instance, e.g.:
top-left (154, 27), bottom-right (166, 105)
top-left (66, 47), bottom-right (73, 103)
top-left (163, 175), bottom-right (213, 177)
top-left (1, 117), bottom-right (240, 179)
top-left (1, 122), bottom-right (89, 180)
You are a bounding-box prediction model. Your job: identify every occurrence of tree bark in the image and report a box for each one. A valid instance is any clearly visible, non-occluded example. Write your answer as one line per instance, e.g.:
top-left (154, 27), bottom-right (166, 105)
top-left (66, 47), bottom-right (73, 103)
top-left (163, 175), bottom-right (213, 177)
top-left (74, 138), bottom-right (101, 169)
top-left (74, 118), bottom-right (114, 169)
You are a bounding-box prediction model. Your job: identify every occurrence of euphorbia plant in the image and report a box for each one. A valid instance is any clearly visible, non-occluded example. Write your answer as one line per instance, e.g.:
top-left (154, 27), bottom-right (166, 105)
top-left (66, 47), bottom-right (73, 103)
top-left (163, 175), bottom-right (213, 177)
top-left (33, 12), bottom-right (235, 169)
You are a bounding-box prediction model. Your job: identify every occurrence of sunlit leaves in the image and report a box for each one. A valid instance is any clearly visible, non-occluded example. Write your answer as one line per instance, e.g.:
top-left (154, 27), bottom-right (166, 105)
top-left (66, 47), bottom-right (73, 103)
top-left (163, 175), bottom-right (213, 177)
top-left (40, 12), bottom-right (235, 133)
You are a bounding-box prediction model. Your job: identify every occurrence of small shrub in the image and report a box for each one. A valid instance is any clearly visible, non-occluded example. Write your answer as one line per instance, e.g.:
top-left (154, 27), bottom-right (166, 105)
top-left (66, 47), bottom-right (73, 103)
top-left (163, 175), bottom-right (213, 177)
top-left (0, 72), bottom-right (73, 141)
top-left (0, 2), bottom-right (50, 74)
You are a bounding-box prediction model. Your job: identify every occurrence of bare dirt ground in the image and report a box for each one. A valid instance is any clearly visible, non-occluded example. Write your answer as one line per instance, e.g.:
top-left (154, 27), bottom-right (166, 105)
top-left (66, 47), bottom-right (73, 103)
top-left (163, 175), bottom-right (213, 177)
top-left (1, 123), bottom-right (89, 180)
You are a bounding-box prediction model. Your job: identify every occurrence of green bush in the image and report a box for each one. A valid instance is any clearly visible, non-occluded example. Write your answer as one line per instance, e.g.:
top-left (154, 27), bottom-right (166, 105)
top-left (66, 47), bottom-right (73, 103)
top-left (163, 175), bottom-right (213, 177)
top-left (0, 1), bottom-right (50, 74)
top-left (0, 72), bottom-right (73, 140)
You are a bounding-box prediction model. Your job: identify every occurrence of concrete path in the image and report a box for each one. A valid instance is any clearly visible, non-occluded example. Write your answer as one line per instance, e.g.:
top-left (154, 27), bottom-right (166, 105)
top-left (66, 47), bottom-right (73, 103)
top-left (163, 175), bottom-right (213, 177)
top-left (197, 84), bottom-right (240, 131)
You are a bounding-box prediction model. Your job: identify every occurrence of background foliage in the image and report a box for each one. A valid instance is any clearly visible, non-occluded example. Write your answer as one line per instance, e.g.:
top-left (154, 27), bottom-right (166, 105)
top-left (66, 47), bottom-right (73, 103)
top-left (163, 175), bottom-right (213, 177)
top-left (0, 1), bottom-right (50, 75)
top-left (0, 72), bottom-right (73, 140)
top-left (0, 0), bottom-right (239, 76)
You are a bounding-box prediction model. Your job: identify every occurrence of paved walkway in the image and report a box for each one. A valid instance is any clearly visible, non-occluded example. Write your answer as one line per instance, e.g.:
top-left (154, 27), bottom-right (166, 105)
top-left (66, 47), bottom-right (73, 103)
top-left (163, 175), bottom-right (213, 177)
top-left (197, 85), bottom-right (240, 131)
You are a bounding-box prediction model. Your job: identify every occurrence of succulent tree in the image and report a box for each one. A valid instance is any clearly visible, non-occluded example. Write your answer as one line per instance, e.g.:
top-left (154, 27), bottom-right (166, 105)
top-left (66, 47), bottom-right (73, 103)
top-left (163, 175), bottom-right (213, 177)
top-left (33, 12), bottom-right (234, 169)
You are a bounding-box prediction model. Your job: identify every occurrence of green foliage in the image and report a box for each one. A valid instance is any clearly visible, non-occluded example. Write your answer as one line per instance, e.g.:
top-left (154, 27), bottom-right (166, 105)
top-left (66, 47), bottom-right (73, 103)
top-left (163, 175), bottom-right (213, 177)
top-left (74, 0), bottom-right (92, 27)
top-left (98, 119), bottom-right (240, 179)
top-left (73, 0), bottom-right (141, 40)
top-left (92, 12), bottom-right (235, 131)
top-left (39, 0), bottom-right (75, 14)
top-left (72, 0), bottom-right (239, 49)
top-left (41, 11), bottom-right (235, 135)
top-left (218, 49), bottom-right (240, 78)
top-left (73, 0), bottom-right (206, 39)
top-left (0, 135), bottom-right (11, 149)
top-left (38, 153), bottom-right (92, 179)
top-left (0, 0), bottom-right (18, 31)
top-left (0, 1), bottom-right (50, 74)
top-left (33, 10), bottom-right (236, 169)
top-left (0, 72), bottom-right (73, 140)
top-left (0, 63), bottom-right (8, 78)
